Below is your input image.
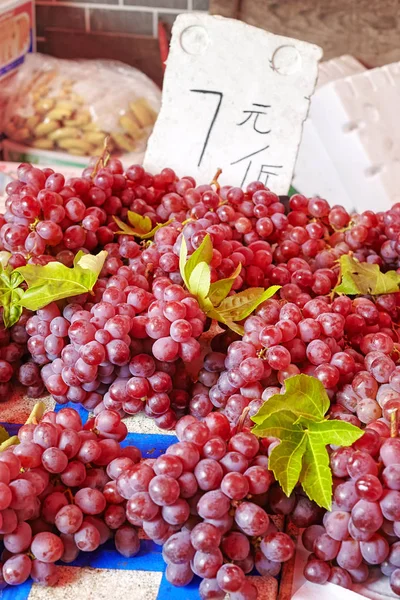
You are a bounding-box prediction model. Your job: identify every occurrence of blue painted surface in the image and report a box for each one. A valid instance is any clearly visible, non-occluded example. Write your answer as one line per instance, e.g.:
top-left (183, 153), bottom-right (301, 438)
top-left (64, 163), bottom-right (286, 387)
top-left (0, 407), bottom-right (193, 599)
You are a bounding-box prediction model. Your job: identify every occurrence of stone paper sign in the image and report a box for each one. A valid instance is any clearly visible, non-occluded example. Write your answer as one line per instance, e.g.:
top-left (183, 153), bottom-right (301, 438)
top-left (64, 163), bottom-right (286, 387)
top-left (144, 14), bottom-right (323, 193)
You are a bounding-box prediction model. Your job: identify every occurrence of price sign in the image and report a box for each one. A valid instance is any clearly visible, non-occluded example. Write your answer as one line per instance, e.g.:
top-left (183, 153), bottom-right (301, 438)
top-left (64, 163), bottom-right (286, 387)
top-left (144, 13), bottom-right (323, 193)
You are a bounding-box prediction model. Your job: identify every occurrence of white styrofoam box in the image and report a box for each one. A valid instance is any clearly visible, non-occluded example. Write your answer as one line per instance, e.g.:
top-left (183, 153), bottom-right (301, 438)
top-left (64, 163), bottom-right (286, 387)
top-left (293, 56), bottom-right (366, 211)
top-left (317, 55), bottom-right (365, 89)
top-left (311, 62), bottom-right (400, 213)
top-left (145, 13), bottom-right (322, 194)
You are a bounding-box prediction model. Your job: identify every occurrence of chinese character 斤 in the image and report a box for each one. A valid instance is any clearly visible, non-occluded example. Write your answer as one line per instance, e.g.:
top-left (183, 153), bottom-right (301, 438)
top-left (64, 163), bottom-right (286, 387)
top-left (231, 103), bottom-right (282, 187)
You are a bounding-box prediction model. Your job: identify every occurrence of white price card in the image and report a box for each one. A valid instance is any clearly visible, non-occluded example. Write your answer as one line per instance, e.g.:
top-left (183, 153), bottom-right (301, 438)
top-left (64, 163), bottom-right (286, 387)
top-left (144, 13), bottom-right (323, 193)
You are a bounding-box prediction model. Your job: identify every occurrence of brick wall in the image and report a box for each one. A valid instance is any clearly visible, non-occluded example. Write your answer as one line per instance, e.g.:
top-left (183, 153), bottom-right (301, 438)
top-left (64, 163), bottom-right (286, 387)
top-left (35, 0), bottom-right (209, 86)
top-left (36, 0), bottom-right (209, 42)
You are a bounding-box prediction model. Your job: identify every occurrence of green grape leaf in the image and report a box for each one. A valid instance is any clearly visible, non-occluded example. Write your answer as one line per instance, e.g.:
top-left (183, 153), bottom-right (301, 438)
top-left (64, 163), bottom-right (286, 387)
top-left (298, 417), bottom-right (364, 447)
top-left (299, 432), bottom-right (333, 510)
top-left (269, 436), bottom-right (308, 498)
top-left (0, 268), bottom-right (24, 328)
top-left (251, 409), bottom-right (301, 438)
top-left (16, 251), bottom-right (107, 311)
top-left (0, 252), bottom-right (11, 269)
top-left (215, 285), bottom-right (280, 322)
top-left (251, 374), bottom-right (364, 508)
top-left (335, 254), bottom-right (400, 295)
top-left (179, 235), bottom-right (189, 289)
top-left (113, 214), bottom-right (173, 240)
top-left (253, 410), bottom-right (307, 496)
top-left (127, 211), bottom-right (153, 233)
top-left (299, 419), bottom-right (363, 509)
top-left (180, 234), bottom-right (213, 294)
top-left (224, 320), bottom-right (245, 335)
top-left (188, 262), bottom-right (211, 302)
top-left (207, 263), bottom-right (242, 307)
top-left (251, 374), bottom-right (329, 426)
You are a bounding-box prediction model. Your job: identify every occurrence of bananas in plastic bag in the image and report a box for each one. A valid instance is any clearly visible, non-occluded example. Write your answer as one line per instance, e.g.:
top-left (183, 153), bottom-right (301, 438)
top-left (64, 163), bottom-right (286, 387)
top-left (4, 54), bottom-right (161, 157)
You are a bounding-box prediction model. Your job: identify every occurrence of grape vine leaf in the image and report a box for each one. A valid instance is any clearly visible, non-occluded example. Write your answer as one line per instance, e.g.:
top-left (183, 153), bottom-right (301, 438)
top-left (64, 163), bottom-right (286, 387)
top-left (188, 262), bottom-right (211, 304)
top-left (0, 268), bottom-right (24, 328)
top-left (213, 286), bottom-right (281, 322)
top-left (251, 375), bottom-right (364, 509)
top-left (300, 432), bottom-right (332, 510)
top-left (127, 211), bottom-right (153, 233)
top-left (179, 234), bottom-right (213, 292)
top-left (0, 252), bottom-right (11, 269)
top-left (335, 254), bottom-right (400, 295)
top-left (179, 234), bottom-right (280, 333)
top-left (251, 374), bottom-right (329, 426)
top-left (16, 250), bottom-right (107, 311)
top-left (207, 263), bottom-right (242, 307)
top-left (113, 212), bottom-right (173, 240)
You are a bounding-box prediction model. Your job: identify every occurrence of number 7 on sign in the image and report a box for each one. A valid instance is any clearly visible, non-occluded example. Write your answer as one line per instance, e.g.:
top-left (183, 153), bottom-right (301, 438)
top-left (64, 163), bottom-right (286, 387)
top-left (190, 90), bottom-right (223, 167)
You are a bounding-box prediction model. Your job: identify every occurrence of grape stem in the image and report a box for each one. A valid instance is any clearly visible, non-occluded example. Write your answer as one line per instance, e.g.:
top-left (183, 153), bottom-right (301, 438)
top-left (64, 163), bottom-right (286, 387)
top-left (64, 488), bottom-right (74, 504)
top-left (91, 136), bottom-right (111, 178)
top-left (210, 168), bottom-right (222, 192)
top-left (391, 409), bottom-right (398, 438)
top-left (237, 406), bottom-right (251, 433)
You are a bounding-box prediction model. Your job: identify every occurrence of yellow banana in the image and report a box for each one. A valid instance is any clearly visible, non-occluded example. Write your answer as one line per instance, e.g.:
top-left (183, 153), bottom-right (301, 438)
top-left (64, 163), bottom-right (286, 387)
top-left (119, 115), bottom-right (143, 139)
top-left (34, 119), bottom-right (60, 136)
top-left (32, 138), bottom-right (54, 150)
top-left (35, 98), bottom-right (55, 115)
top-left (26, 115), bottom-right (41, 131)
top-left (129, 98), bottom-right (157, 127)
top-left (84, 131), bottom-right (108, 145)
top-left (48, 127), bottom-right (81, 141)
top-left (111, 132), bottom-right (137, 152)
top-left (57, 138), bottom-right (92, 153)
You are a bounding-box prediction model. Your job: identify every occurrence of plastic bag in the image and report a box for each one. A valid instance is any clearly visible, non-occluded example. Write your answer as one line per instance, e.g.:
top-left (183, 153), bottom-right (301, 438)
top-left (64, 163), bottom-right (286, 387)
top-left (3, 53), bottom-right (161, 157)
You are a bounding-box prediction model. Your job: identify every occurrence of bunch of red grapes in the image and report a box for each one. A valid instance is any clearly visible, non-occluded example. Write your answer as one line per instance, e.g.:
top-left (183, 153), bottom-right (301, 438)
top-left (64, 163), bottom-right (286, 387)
top-left (2, 159), bottom-right (400, 596)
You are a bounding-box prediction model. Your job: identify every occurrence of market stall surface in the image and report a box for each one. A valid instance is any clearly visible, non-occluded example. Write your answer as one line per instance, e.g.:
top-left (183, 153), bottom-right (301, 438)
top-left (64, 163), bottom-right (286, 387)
top-left (0, 388), bottom-right (279, 600)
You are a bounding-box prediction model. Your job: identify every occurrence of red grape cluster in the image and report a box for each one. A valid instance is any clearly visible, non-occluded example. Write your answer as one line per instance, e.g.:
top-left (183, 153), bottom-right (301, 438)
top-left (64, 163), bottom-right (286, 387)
top-left (302, 426), bottom-right (400, 594)
top-left (0, 407), bottom-right (142, 589)
top-left (114, 410), bottom-right (303, 598)
top-left (24, 275), bottom-right (206, 425)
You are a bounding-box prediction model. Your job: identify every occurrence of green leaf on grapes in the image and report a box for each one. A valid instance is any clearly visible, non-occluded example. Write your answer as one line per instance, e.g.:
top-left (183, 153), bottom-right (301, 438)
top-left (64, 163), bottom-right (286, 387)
top-left (298, 417), bottom-right (364, 447)
top-left (179, 235), bottom-right (189, 288)
top-left (252, 374), bottom-right (329, 425)
top-left (223, 320), bottom-right (245, 336)
top-left (252, 408), bottom-right (300, 438)
top-left (0, 252), bottom-right (11, 269)
top-left (127, 211), bottom-right (153, 233)
top-left (207, 263), bottom-right (242, 307)
top-left (179, 235), bottom-right (278, 334)
top-left (251, 374), bottom-right (364, 508)
top-left (16, 250), bottom-right (107, 311)
top-left (0, 268), bottom-right (24, 328)
top-left (299, 420), bottom-right (363, 509)
top-left (252, 411), bottom-right (308, 497)
top-left (335, 254), bottom-right (400, 295)
top-left (299, 432), bottom-right (332, 510)
top-left (181, 234), bottom-right (213, 292)
top-left (113, 213), bottom-right (173, 240)
top-left (188, 262), bottom-right (211, 303)
top-left (213, 285), bottom-right (281, 322)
